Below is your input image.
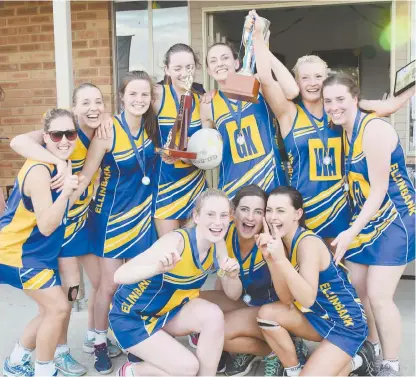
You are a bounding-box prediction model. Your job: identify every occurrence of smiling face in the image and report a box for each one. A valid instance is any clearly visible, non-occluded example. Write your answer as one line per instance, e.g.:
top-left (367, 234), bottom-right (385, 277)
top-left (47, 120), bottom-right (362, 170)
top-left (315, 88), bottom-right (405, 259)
top-left (234, 195), bottom-right (265, 240)
top-left (265, 194), bottom-right (303, 238)
top-left (121, 79), bottom-right (152, 117)
top-left (323, 83), bottom-right (358, 126)
top-left (296, 62), bottom-right (327, 103)
top-left (206, 44), bottom-right (240, 83)
top-left (194, 196), bottom-right (231, 243)
top-left (165, 51), bottom-right (196, 92)
top-left (43, 115), bottom-right (77, 160)
top-left (73, 86), bottom-right (105, 130)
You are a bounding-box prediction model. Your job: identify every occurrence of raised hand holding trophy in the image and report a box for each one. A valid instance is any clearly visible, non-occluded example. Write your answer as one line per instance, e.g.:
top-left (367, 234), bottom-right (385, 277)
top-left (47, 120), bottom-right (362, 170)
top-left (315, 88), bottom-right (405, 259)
top-left (156, 66), bottom-right (197, 159)
top-left (222, 12), bottom-right (270, 103)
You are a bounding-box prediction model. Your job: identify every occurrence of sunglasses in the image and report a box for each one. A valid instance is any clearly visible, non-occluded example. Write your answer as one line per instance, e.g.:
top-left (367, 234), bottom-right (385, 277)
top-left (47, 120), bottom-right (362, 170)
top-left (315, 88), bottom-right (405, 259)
top-left (47, 130), bottom-right (78, 142)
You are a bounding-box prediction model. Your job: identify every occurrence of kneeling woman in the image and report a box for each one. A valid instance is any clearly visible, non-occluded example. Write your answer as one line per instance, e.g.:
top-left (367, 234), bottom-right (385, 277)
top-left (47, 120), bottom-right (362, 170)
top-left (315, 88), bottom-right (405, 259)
top-left (109, 189), bottom-right (241, 376)
top-left (257, 187), bottom-right (372, 376)
top-left (1, 109), bottom-right (79, 377)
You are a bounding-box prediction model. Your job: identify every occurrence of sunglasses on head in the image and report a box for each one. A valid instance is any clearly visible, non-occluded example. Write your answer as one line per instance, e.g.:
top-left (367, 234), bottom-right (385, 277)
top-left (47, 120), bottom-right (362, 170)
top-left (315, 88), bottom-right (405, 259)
top-left (47, 130), bottom-right (78, 142)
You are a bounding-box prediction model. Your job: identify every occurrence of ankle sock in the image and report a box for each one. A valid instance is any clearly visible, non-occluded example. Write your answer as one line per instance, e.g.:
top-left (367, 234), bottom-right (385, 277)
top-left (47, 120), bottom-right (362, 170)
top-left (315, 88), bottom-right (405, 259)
top-left (372, 341), bottom-right (381, 357)
top-left (35, 360), bottom-right (56, 376)
top-left (54, 344), bottom-right (69, 358)
top-left (285, 363), bottom-right (301, 376)
top-left (10, 341), bottom-right (33, 365)
top-left (94, 329), bottom-right (108, 346)
top-left (382, 359), bottom-right (399, 372)
top-left (351, 354), bottom-right (363, 371)
top-left (86, 329), bottom-right (96, 341)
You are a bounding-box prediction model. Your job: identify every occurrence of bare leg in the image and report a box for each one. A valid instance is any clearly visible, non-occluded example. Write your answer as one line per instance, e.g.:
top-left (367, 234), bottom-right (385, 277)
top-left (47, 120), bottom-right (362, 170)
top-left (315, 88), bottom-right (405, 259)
top-left (94, 258), bottom-right (123, 331)
top-left (224, 306), bottom-right (271, 356)
top-left (155, 218), bottom-right (181, 238)
top-left (79, 253), bottom-right (101, 330)
top-left (199, 290), bottom-right (246, 313)
top-left (258, 302), bottom-right (322, 368)
top-left (346, 261), bottom-right (380, 344)
top-left (367, 265), bottom-right (406, 360)
top-left (24, 287), bottom-right (70, 361)
top-left (19, 306), bottom-right (45, 350)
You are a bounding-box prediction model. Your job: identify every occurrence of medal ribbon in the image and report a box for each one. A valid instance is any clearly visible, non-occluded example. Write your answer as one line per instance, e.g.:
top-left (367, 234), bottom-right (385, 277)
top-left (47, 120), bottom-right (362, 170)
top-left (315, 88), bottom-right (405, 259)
top-left (170, 85), bottom-right (195, 114)
top-left (189, 227), bottom-right (219, 273)
top-left (220, 91), bottom-right (243, 139)
top-left (344, 110), bottom-right (362, 192)
top-left (118, 112), bottom-right (147, 180)
top-left (232, 229), bottom-right (257, 291)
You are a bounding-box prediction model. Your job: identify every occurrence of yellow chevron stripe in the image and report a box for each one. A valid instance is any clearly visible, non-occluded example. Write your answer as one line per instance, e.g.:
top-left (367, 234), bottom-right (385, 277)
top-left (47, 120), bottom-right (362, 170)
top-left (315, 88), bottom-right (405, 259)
top-left (108, 196), bottom-right (152, 225)
top-left (158, 170), bottom-right (201, 196)
top-left (22, 269), bottom-right (54, 290)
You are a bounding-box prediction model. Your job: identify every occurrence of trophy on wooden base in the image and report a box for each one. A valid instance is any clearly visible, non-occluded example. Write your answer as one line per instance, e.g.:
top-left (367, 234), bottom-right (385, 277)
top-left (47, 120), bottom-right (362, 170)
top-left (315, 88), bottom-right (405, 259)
top-left (222, 15), bottom-right (270, 104)
top-left (156, 67), bottom-right (197, 159)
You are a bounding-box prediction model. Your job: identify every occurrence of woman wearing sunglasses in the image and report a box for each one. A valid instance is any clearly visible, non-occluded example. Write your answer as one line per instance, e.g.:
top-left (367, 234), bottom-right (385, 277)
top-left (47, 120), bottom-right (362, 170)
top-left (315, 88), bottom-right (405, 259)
top-left (9, 84), bottom-right (119, 376)
top-left (1, 109), bottom-right (80, 377)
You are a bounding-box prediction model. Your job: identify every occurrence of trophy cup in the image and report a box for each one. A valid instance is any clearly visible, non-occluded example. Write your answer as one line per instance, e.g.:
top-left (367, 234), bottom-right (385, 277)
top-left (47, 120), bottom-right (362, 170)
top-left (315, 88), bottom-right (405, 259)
top-left (155, 66), bottom-right (197, 159)
top-left (222, 15), bottom-right (270, 104)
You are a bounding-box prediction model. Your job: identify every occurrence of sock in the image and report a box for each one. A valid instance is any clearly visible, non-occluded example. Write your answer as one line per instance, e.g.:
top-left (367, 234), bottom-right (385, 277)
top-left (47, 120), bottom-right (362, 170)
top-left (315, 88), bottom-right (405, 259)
top-left (285, 363), bottom-right (301, 376)
top-left (86, 329), bottom-right (96, 341)
top-left (54, 344), bottom-right (69, 358)
top-left (265, 351), bottom-right (276, 359)
top-left (351, 354), bottom-right (363, 371)
top-left (10, 341), bottom-right (33, 365)
top-left (94, 329), bottom-right (108, 346)
top-left (372, 341), bottom-right (381, 357)
top-left (382, 359), bottom-right (399, 372)
top-left (35, 360), bottom-right (56, 376)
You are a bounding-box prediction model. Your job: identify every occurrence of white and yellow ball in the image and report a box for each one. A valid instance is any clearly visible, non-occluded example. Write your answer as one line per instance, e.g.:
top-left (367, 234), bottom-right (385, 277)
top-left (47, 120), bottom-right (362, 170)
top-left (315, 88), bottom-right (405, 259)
top-left (187, 129), bottom-right (223, 170)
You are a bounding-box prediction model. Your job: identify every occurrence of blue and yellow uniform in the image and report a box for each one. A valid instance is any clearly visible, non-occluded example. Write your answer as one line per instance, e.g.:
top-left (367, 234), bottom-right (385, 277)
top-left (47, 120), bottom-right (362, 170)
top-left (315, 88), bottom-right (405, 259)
top-left (0, 160), bottom-right (66, 289)
top-left (61, 128), bottom-right (97, 257)
top-left (225, 223), bottom-right (277, 306)
top-left (109, 227), bottom-right (215, 349)
top-left (344, 114), bottom-right (415, 265)
top-left (211, 92), bottom-right (286, 199)
top-left (290, 227), bottom-right (367, 357)
top-left (90, 114), bottom-right (156, 259)
top-left (155, 85), bottom-right (207, 219)
top-left (283, 103), bottom-right (350, 238)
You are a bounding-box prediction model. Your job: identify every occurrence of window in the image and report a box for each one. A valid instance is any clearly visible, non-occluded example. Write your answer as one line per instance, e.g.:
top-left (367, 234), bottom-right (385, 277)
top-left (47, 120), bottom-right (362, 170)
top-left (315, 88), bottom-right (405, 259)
top-left (114, 1), bottom-right (189, 90)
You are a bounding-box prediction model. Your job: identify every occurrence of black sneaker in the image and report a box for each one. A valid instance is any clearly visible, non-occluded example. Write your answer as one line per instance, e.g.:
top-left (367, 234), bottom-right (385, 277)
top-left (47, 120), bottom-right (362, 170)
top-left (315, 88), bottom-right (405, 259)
top-left (292, 337), bottom-right (309, 366)
top-left (218, 351), bottom-right (229, 373)
top-left (94, 343), bottom-right (113, 375)
top-left (350, 340), bottom-right (375, 376)
top-left (127, 352), bottom-right (143, 363)
top-left (225, 353), bottom-right (262, 376)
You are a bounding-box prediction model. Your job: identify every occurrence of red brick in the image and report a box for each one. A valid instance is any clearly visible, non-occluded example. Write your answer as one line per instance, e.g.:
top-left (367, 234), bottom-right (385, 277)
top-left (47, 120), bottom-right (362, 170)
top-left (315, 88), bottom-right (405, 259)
top-left (32, 89), bottom-right (55, 97)
top-left (72, 40), bottom-right (88, 49)
top-left (5, 1), bottom-right (26, 7)
top-left (0, 108), bottom-right (12, 117)
top-left (98, 49), bottom-right (111, 58)
top-left (78, 68), bottom-right (99, 77)
top-left (21, 116), bottom-right (47, 125)
top-left (18, 25), bottom-right (41, 34)
top-left (42, 62), bottom-right (55, 69)
top-left (0, 27), bottom-right (17, 36)
top-left (0, 55), bottom-right (9, 63)
top-left (39, 5), bottom-right (53, 14)
top-left (71, 3), bottom-right (87, 11)
top-left (19, 44), bottom-right (41, 52)
top-left (30, 15), bottom-right (52, 23)
top-left (1, 117), bottom-right (22, 125)
top-left (18, 79), bottom-right (55, 90)
top-left (41, 24), bottom-right (53, 32)
top-left (17, 6), bottom-right (38, 16)
top-left (0, 36), bottom-right (6, 45)
top-left (1, 8), bottom-right (16, 17)
top-left (0, 45), bottom-right (18, 53)
top-left (41, 43), bottom-right (54, 51)
top-left (76, 11), bottom-right (97, 20)
top-left (0, 64), bottom-right (18, 73)
top-left (20, 62), bottom-right (43, 70)
top-left (71, 21), bottom-right (87, 31)
top-left (31, 34), bottom-right (54, 43)
top-left (88, 39), bottom-right (109, 48)
top-left (44, 98), bottom-right (56, 106)
top-left (97, 30), bottom-right (110, 39)
top-left (89, 58), bottom-right (110, 67)
top-left (76, 30), bottom-right (97, 40)
top-left (77, 49), bottom-right (97, 58)
top-left (10, 71), bottom-right (30, 79)
top-left (7, 35), bottom-right (31, 44)
top-left (0, 19), bottom-right (6, 27)
top-left (7, 16), bottom-right (30, 26)
top-left (88, 2), bottom-right (109, 10)
top-left (99, 66), bottom-right (112, 76)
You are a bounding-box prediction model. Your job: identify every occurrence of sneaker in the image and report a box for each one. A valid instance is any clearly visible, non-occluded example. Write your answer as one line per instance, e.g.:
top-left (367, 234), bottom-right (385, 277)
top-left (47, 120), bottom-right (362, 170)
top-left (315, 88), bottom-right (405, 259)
top-left (83, 334), bottom-right (122, 358)
top-left (188, 332), bottom-right (199, 349)
top-left (377, 364), bottom-right (400, 376)
top-left (117, 362), bottom-right (135, 376)
top-left (225, 353), bottom-right (262, 376)
top-left (3, 357), bottom-right (35, 377)
top-left (127, 353), bottom-right (142, 363)
top-left (374, 353), bottom-right (383, 375)
top-left (263, 354), bottom-right (284, 377)
top-left (218, 351), bottom-right (229, 373)
top-left (55, 351), bottom-right (87, 376)
top-left (351, 340), bottom-right (375, 376)
top-left (293, 337), bottom-right (309, 366)
top-left (94, 343), bottom-right (113, 375)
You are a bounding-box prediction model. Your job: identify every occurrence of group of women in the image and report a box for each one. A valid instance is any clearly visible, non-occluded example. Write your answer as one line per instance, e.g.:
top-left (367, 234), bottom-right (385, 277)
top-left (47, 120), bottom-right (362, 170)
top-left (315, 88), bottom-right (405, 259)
top-left (0, 9), bottom-right (415, 377)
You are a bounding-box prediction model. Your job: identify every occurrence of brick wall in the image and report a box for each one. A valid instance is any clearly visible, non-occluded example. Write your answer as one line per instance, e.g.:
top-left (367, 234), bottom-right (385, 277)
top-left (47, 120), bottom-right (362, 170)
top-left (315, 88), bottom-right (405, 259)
top-left (0, 0), bottom-right (114, 194)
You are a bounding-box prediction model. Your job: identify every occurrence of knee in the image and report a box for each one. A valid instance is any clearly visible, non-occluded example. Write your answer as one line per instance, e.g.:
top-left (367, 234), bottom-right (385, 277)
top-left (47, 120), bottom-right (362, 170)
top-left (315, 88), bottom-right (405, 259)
top-left (257, 302), bottom-right (291, 330)
top-left (367, 288), bottom-right (392, 310)
top-left (171, 355), bottom-right (199, 376)
top-left (198, 303), bottom-right (225, 333)
top-left (45, 297), bottom-right (71, 319)
top-left (99, 276), bottom-right (118, 297)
